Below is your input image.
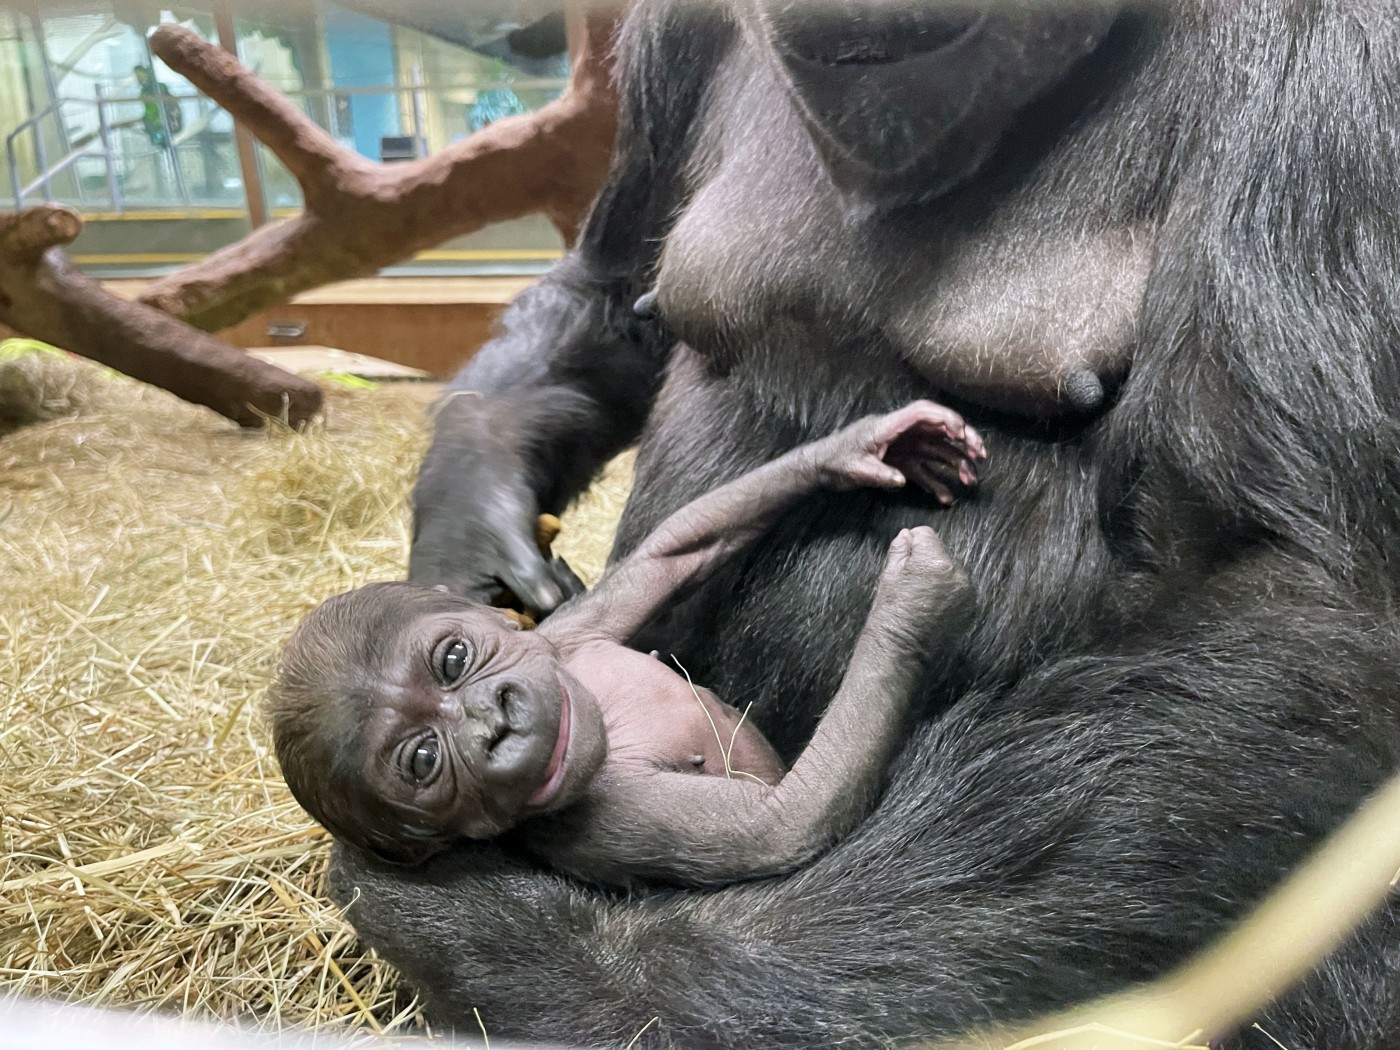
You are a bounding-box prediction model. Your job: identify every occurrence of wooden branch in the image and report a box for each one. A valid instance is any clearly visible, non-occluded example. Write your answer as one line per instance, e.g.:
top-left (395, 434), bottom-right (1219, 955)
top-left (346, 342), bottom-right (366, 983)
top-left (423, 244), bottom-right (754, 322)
top-left (0, 205), bottom-right (322, 428)
top-left (139, 11), bottom-right (622, 333)
top-left (152, 18), bottom-right (362, 197)
top-left (0, 205), bottom-right (82, 258)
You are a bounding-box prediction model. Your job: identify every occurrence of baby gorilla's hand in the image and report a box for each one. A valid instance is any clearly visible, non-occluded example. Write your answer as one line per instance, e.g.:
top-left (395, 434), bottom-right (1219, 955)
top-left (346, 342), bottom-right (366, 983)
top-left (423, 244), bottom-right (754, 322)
top-left (815, 400), bottom-right (987, 505)
top-left (869, 527), bottom-right (971, 651)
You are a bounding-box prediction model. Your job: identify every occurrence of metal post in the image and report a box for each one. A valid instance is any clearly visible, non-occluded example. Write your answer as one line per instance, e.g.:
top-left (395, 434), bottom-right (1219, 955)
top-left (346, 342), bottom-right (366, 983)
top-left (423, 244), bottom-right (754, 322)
top-left (8, 126), bottom-right (25, 206)
top-left (213, 0), bottom-right (268, 227)
top-left (9, 104), bottom-right (57, 207)
top-left (28, 11), bottom-right (82, 203)
top-left (94, 84), bottom-right (122, 212)
top-left (410, 64), bottom-right (426, 156)
top-left (33, 106), bottom-right (51, 203)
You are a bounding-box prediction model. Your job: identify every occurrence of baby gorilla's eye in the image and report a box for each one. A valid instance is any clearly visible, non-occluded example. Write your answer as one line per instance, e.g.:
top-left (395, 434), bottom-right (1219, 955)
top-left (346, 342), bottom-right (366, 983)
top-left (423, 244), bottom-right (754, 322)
top-left (407, 734), bottom-right (440, 782)
top-left (440, 640), bottom-right (471, 684)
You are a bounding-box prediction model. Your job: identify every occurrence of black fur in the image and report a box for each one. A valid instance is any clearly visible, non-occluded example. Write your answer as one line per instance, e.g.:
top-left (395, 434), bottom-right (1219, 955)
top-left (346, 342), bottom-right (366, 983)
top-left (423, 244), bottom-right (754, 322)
top-left (340, 1), bottom-right (1400, 1046)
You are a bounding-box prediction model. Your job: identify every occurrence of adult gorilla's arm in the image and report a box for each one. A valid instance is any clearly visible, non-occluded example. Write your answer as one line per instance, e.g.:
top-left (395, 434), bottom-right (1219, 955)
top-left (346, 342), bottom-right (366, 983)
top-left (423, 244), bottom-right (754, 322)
top-left (408, 2), bottom-right (731, 605)
top-left (407, 271), bottom-right (662, 607)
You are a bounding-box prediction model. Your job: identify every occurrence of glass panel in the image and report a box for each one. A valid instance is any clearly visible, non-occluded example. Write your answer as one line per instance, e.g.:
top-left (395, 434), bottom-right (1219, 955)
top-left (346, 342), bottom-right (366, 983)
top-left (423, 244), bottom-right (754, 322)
top-left (0, 9), bottom-right (38, 205)
top-left (389, 5), bottom-right (568, 152)
top-left (3, 0), bottom-right (574, 273)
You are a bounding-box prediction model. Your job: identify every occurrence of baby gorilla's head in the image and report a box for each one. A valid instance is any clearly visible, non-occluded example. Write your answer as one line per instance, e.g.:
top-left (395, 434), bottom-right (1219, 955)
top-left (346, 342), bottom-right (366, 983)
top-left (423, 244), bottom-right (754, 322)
top-left (266, 582), bottom-right (605, 865)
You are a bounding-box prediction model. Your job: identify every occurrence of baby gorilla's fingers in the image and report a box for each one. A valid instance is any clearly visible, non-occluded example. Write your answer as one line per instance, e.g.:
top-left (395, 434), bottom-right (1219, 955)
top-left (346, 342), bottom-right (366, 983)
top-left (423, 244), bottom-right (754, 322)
top-left (878, 528), bottom-right (920, 585)
top-left (823, 401), bottom-right (982, 494)
top-left (902, 460), bottom-right (956, 505)
top-left (886, 435), bottom-right (977, 503)
top-left (899, 418), bottom-right (988, 463)
top-left (959, 422), bottom-right (987, 461)
top-left (897, 436), bottom-right (978, 486)
top-left (885, 401), bottom-right (987, 461)
top-left (885, 526), bottom-right (914, 563)
top-left (871, 526), bottom-right (973, 661)
top-left (903, 524), bottom-right (952, 562)
top-left (874, 400), bottom-right (970, 449)
top-left (874, 526), bottom-right (963, 620)
top-left (843, 454), bottom-right (908, 490)
top-left (885, 526), bottom-right (962, 591)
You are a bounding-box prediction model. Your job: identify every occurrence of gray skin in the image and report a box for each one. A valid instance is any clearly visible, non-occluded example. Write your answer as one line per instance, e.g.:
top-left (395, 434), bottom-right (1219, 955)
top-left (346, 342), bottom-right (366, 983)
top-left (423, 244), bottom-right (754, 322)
top-left (288, 402), bottom-right (982, 887)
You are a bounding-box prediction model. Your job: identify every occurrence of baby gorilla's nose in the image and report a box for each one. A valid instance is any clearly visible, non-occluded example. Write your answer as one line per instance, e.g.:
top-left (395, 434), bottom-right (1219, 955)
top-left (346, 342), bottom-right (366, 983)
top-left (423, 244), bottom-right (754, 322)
top-left (471, 680), bottom-right (554, 802)
top-left (479, 683), bottom-right (517, 758)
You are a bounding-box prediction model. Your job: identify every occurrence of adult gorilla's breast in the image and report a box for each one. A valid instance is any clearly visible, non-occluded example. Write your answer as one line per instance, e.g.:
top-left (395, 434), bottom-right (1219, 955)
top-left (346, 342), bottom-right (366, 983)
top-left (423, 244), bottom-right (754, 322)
top-left (654, 37), bottom-right (1150, 421)
top-left (653, 43), bottom-right (892, 406)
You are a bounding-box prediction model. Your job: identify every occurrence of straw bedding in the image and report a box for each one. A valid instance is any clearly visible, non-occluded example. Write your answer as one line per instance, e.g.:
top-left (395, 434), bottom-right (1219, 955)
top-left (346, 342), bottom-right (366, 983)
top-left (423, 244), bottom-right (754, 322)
top-left (0, 349), bottom-right (632, 1037)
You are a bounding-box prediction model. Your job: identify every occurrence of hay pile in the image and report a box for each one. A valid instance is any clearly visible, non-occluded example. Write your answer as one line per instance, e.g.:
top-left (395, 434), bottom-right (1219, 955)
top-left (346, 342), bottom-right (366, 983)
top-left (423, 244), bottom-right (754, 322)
top-left (0, 350), bottom-right (631, 1036)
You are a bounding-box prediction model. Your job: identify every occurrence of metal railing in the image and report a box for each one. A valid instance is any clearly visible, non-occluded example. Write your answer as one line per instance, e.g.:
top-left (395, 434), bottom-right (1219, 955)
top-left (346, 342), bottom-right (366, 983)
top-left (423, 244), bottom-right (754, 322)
top-left (7, 88), bottom-right (123, 211)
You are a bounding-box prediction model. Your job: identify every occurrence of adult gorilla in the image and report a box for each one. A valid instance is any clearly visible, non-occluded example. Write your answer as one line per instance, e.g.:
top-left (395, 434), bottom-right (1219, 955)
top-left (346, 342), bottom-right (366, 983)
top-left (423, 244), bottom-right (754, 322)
top-left (331, 1), bottom-right (1400, 1046)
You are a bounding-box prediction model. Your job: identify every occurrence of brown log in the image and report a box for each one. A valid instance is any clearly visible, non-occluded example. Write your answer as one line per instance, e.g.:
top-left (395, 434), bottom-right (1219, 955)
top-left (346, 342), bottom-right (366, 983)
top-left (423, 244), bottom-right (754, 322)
top-left (138, 10), bottom-right (622, 333)
top-left (0, 205), bottom-right (323, 428)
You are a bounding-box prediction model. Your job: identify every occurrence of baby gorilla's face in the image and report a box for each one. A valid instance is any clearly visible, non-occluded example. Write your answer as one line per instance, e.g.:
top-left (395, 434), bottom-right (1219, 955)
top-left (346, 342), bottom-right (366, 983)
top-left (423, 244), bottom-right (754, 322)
top-left (354, 601), bottom-right (607, 858)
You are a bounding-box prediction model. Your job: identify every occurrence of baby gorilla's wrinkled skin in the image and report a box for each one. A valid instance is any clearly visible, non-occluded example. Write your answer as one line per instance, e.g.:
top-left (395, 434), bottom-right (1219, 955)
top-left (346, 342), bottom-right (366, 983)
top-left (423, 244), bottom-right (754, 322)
top-left (269, 402), bottom-right (982, 886)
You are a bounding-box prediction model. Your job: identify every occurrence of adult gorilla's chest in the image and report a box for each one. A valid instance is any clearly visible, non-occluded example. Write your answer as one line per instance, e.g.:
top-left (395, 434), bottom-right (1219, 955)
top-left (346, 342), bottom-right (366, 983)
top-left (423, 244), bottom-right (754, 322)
top-left (652, 44), bottom-right (941, 418)
top-left (652, 43), bottom-right (1149, 424)
top-left (620, 47), bottom-right (1127, 756)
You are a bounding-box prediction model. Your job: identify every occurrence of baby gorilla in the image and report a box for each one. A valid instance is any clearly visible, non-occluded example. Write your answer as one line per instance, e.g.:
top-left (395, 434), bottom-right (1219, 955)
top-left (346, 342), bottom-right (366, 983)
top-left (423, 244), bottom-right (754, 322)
top-left (268, 402), bottom-right (982, 886)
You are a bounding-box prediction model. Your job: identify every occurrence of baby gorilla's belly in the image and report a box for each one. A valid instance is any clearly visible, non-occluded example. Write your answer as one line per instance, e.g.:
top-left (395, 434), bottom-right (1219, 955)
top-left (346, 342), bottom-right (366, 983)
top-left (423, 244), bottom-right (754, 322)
top-left (568, 645), bottom-right (785, 786)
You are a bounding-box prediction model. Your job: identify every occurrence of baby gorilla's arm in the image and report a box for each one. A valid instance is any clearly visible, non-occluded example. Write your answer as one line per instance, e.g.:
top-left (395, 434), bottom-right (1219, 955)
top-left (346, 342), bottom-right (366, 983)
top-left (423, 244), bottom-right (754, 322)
top-left (539, 401), bottom-right (984, 648)
top-left (538, 528), bottom-right (971, 886)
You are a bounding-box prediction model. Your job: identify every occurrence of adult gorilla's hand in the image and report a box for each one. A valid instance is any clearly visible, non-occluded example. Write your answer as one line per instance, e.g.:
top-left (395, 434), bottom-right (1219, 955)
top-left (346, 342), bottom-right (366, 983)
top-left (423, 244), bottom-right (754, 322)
top-left (408, 399), bottom-right (584, 613)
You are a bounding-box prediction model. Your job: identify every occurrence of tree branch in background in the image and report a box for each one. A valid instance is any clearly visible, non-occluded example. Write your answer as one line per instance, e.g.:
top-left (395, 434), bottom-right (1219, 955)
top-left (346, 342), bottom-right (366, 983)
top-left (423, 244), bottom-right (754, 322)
top-left (0, 205), bottom-right (322, 427)
top-left (137, 10), bottom-right (621, 333)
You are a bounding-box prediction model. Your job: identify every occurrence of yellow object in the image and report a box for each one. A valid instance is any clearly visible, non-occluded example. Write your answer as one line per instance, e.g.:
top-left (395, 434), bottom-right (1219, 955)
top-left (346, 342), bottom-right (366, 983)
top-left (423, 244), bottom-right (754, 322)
top-left (536, 512), bottom-right (563, 553)
top-left (0, 337), bottom-right (64, 360)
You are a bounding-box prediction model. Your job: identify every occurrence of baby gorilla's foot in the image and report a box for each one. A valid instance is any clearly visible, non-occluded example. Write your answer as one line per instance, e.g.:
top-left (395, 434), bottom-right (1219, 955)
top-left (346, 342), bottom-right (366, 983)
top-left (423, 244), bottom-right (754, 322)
top-left (870, 527), bottom-right (971, 648)
top-left (815, 400), bottom-right (987, 506)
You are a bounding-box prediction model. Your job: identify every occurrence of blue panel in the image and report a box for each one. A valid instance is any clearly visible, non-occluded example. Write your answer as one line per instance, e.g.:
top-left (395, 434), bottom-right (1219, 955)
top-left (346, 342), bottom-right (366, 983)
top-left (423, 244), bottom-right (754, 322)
top-left (323, 4), bottom-right (399, 160)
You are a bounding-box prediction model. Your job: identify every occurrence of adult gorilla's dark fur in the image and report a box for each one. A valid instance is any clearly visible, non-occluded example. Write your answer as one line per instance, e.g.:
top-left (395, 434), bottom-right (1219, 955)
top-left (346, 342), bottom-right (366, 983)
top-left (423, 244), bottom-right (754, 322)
top-left (329, 2), bottom-right (1400, 1047)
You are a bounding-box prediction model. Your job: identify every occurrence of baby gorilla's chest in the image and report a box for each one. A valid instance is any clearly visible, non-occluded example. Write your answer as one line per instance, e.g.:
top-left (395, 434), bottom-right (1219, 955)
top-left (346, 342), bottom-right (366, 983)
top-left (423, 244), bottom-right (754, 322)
top-left (570, 646), bottom-right (784, 785)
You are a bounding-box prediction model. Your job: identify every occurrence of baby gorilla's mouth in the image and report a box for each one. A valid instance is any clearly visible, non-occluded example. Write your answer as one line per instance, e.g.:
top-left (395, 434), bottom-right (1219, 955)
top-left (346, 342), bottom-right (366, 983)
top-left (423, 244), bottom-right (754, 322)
top-left (526, 677), bottom-right (572, 808)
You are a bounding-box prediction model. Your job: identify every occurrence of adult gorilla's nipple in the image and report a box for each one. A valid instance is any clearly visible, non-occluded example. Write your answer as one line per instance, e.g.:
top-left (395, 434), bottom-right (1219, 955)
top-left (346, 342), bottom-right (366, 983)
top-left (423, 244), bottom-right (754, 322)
top-left (633, 289), bottom-right (660, 320)
top-left (1064, 369), bottom-right (1105, 413)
